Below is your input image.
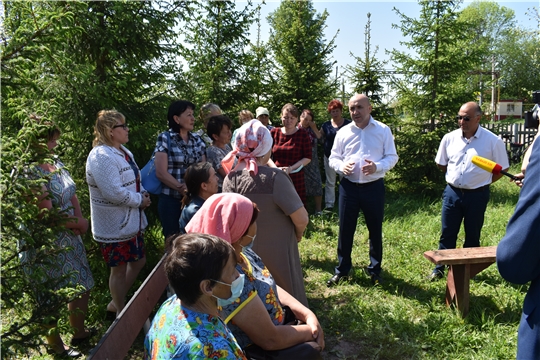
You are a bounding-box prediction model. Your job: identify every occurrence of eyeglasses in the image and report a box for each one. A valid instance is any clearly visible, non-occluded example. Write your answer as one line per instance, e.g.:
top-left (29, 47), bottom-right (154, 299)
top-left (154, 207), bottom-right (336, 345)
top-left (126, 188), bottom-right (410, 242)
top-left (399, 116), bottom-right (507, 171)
top-left (456, 115), bottom-right (471, 122)
top-left (113, 124), bottom-right (128, 130)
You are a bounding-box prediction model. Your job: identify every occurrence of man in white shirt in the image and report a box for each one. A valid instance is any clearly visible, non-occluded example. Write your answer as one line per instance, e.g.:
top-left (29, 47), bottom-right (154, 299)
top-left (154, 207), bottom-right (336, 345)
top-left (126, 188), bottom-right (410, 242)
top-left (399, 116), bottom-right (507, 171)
top-left (326, 94), bottom-right (398, 287)
top-left (429, 102), bottom-right (509, 281)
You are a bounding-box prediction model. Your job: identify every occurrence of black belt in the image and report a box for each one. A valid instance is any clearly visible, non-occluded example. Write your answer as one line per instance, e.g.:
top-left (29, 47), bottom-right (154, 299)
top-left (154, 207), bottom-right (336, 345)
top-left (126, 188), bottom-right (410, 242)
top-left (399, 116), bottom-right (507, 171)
top-left (448, 184), bottom-right (489, 193)
top-left (345, 178), bottom-right (382, 187)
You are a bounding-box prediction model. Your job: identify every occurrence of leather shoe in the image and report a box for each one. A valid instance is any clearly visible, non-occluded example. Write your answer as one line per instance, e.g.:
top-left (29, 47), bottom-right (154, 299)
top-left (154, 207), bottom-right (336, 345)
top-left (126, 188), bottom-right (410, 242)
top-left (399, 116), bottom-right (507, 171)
top-left (363, 267), bottom-right (382, 285)
top-left (326, 274), bottom-right (348, 287)
top-left (48, 347), bottom-right (82, 358)
top-left (428, 270), bottom-right (444, 282)
top-left (70, 328), bottom-right (96, 346)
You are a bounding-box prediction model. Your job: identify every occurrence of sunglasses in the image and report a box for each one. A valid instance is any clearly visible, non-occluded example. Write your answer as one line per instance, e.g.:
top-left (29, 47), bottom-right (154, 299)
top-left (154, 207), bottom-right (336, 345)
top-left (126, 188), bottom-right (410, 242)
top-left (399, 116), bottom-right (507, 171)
top-left (113, 124), bottom-right (128, 130)
top-left (456, 115), bottom-right (471, 121)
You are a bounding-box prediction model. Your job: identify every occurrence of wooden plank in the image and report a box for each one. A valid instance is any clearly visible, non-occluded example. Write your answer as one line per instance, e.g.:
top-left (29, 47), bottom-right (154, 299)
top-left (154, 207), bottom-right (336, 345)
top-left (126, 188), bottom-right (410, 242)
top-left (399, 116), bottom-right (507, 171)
top-left (88, 254), bottom-right (168, 360)
top-left (423, 246), bottom-right (497, 266)
top-left (446, 264), bottom-right (470, 317)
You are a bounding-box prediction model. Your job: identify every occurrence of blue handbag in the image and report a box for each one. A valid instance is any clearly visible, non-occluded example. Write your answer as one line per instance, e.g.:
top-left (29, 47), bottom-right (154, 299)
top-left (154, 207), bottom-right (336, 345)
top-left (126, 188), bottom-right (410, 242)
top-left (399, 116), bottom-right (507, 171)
top-left (141, 132), bottom-right (170, 195)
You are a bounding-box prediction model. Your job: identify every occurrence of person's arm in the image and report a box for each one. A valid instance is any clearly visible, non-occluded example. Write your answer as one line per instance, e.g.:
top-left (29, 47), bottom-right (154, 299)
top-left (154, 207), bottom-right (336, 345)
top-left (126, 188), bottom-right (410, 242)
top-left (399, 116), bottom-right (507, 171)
top-left (37, 185), bottom-right (88, 234)
top-left (309, 121), bottom-right (322, 139)
top-left (490, 136), bottom-right (510, 184)
top-left (290, 206), bottom-right (308, 242)
top-left (286, 131), bottom-right (312, 173)
top-left (328, 133), bottom-right (347, 174)
top-left (276, 286), bottom-right (324, 350)
top-left (286, 158), bottom-right (310, 175)
top-left (497, 142), bottom-right (540, 284)
top-left (371, 127), bottom-right (399, 173)
top-left (67, 194), bottom-right (89, 235)
top-left (230, 293), bottom-right (315, 351)
top-left (88, 150), bottom-right (145, 208)
top-left (155, 152), bottom-right (186, 194)
top-left (437, 164), bottom-right (447, 173)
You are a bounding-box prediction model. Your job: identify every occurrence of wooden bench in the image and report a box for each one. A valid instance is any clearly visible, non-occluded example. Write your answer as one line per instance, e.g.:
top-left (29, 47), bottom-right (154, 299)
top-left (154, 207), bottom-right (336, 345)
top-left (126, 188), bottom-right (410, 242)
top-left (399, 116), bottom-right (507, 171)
top-left (423, 246), bottom-right (497, 317)
top-left (87, 254), bottom-right (168, 359)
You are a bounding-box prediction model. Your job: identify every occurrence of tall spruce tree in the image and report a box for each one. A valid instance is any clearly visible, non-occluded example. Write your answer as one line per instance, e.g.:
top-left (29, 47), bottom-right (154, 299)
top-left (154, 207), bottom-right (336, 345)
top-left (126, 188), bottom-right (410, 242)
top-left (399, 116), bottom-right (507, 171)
top-left (180, 0), bottom-right (256, 116)
top-left (345, 13), bottom-right (393, 124)
top-left (1, 2), bottom-right (188, 353)
top-left (389, 0), bottom-right (482, 192)
top-left (267, 0), bottom-right (337, 115)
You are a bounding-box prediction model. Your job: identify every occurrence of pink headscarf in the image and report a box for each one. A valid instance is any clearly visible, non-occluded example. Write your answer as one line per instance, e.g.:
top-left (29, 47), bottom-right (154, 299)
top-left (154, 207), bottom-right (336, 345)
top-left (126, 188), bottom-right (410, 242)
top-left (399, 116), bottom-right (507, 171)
top-left (184, 193), bottom-right (253, 244)
top-left (221, 119), bottom-right (272, 175)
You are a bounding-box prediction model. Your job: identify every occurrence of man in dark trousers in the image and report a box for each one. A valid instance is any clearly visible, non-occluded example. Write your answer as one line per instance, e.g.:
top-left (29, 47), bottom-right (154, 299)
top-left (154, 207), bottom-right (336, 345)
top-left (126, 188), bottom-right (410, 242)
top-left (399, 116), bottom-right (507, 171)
top-left (326, 94), bottom-right (398, 286)
top-left (429, 102), bottom-right (508, 280)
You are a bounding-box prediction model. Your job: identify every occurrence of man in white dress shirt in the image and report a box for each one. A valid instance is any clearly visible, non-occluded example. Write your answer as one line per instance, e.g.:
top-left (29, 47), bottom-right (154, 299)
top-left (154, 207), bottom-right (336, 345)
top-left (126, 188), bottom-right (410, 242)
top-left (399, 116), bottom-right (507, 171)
top-left (429, 101), bottom-right (509, 281)
top-left (326, 94), bottom-right (398, 287)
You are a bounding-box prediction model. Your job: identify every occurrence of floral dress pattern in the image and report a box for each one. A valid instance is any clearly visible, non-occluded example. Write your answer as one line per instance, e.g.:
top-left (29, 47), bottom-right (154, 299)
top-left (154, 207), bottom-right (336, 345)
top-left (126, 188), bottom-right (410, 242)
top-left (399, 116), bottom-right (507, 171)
top-left (144, 295), bottom-right (246, 360)
top-left (218, 248), bottom-right (284, 348)
top-left (298, 125), bottom-right (323, 197)
top-left (20, 159), bottom-right (94, 295)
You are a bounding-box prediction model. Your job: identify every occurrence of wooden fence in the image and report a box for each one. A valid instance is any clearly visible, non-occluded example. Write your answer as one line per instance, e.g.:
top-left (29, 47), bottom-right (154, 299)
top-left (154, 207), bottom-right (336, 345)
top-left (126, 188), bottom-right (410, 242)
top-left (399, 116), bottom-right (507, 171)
top-left (483, 122), bottom-right (537, 146)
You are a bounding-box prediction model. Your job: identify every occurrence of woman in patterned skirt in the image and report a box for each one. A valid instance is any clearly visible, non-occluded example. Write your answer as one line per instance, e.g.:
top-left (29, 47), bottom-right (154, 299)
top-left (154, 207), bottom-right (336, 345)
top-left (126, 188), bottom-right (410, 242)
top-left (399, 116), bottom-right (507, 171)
top-left (298, 109), bottom-right (323, 215)
top-left (86, 110), bottom-right (151, 318)
top-left (23, 118), bottom-right (94, 357)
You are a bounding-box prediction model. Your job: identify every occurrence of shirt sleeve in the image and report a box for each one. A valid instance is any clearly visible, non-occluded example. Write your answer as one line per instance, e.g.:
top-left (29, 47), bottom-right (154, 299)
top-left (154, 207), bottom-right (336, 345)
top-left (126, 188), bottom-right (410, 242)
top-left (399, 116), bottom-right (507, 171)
top-left (273, 171), bottom-right (304, 216)
top-left (435, 134), bottom-right (449, 166)
top-left (374, 126), bottom-right (398, 173)
top-left (300, 130), bottom-right (312, 160)
top-left (492, 136), bottom-right (510, 170)
top-left (87, 148), bottom-right (142, 208)
top-left (155, 131), bottom-right (169, 153)
top-left (328, 131), bottom-right (345, 173)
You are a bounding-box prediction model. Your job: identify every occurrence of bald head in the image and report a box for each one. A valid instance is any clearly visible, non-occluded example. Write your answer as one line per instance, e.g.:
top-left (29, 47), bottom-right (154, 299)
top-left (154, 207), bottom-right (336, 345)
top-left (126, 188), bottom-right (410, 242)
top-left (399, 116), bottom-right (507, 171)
top-left (458, 102), bottom-right (482, 139)
top-left (349, 94), bottom-right (371, 107)
top-left (348, 94), bottom-right (372, 129)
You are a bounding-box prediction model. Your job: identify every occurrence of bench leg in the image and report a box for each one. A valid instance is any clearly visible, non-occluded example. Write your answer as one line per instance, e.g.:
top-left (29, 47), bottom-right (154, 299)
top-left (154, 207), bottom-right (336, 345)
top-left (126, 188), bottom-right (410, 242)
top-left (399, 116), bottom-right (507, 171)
top-left (445, 264), bottom-right (470, 317)
top-left (445, 262), bottom-right (494, 317)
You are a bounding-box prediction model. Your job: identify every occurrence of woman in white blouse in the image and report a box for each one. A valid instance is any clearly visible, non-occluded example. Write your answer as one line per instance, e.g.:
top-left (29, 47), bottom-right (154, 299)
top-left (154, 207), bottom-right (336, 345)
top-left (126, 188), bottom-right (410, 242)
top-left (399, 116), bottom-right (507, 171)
top-left (86, 110), bottom-right (151, 317)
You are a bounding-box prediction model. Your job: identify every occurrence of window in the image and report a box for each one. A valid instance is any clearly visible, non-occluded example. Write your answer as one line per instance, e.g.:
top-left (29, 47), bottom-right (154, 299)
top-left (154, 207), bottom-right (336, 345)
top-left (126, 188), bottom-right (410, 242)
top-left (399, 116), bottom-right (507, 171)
top-left (507, 104), bottom-right (515, 113)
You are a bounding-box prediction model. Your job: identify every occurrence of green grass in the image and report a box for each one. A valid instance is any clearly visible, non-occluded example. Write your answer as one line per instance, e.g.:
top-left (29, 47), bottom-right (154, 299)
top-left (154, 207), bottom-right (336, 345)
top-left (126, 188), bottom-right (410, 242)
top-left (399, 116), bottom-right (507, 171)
top-left (300, 168), bottom-right (524, 359)
top-left (23, 167), bottom-right (525, 359)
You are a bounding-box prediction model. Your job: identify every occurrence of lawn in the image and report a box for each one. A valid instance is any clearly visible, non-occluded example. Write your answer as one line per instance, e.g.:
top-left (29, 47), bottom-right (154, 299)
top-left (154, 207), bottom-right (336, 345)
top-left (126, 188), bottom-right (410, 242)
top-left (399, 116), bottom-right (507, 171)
top-left (24, 166), bottom-right (525, 359)
top-left (300, 169), bottom-right (524, 359)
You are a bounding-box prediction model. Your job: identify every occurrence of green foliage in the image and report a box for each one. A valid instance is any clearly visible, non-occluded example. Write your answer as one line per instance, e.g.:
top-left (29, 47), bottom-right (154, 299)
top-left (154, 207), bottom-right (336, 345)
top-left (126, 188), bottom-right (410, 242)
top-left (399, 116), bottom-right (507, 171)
top-left (389, 0), bottom-right (482, 186)
top-left (390, 0), bottom-right (481, 128)
top-left (345, 12), bottom-right (395, 126)
top-left (497, 28), bottom-right (540, 100)
top-left (181, 0), bottom-right (257, 117)
top-left (1, 119), bottom-right (84, 356)
top-left (392, 119), bottom-right (454, 194)
top-left (459, 1), bottom-right (516, 105)
top-left (267, 0), bottom-right (338, 116)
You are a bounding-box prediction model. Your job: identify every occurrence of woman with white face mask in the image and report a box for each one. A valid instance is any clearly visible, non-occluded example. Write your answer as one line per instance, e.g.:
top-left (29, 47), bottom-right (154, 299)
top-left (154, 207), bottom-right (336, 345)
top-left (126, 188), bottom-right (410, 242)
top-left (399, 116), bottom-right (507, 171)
top-left (144, 232), bottom-right (246, 360)
top-left (186, 193), bottom-right (324, 359)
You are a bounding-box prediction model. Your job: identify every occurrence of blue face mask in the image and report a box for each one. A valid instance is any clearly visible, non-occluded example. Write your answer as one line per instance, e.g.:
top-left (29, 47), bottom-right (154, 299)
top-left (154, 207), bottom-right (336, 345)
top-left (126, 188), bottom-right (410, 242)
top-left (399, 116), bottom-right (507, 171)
top-left (241, 234), bottom-right (256, 251)
top-left (212, 274), bottom-right (245, 307)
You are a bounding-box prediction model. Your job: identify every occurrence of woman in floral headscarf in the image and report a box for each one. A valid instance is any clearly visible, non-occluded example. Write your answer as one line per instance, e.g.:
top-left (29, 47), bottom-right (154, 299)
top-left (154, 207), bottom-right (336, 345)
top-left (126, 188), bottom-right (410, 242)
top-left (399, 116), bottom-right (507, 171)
top-left (221, 120), bottom-right (310, 306)
top-left (185, 193), bottom-right (324, 359)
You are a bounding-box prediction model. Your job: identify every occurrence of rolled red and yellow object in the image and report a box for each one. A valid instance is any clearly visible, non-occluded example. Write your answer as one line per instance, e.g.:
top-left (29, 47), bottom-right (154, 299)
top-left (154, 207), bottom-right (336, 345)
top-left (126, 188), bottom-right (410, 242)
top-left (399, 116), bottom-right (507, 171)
top-left (471, 155), bottom-right (518, 180)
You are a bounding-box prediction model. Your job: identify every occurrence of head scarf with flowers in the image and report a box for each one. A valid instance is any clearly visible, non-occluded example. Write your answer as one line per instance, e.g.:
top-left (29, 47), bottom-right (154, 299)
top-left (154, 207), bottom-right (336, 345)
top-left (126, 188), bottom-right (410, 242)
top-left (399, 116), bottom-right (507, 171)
top-left (221, 119), bottom-right (272, 176)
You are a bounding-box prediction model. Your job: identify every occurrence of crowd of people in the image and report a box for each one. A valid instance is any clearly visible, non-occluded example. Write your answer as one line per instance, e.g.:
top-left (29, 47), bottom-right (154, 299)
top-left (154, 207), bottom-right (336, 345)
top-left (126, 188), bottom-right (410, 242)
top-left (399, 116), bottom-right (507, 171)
top-left (24, 94), bottom-right (539, 359)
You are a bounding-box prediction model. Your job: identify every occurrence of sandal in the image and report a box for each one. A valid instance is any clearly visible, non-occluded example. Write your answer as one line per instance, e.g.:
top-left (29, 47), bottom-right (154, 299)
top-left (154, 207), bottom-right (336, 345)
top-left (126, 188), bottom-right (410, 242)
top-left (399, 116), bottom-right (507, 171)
top-left (70, 328), bottom-right (96, 346)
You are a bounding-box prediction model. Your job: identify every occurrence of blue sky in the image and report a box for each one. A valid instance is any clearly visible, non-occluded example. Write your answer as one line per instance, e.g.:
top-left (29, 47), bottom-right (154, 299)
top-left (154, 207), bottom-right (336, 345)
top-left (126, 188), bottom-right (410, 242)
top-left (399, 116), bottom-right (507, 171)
top-left (247, 1), bottom-right (538, 74)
